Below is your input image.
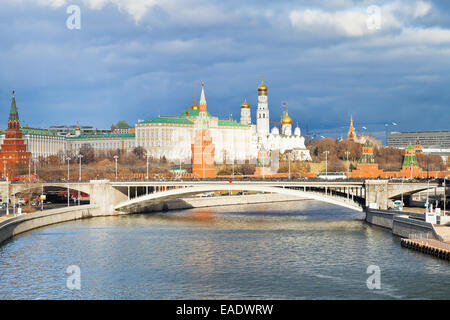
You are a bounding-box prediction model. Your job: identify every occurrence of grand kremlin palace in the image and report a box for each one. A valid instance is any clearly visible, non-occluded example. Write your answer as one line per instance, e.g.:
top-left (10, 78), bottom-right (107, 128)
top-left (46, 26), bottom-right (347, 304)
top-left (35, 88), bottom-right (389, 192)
top-left (1, 80), bottom-right (311, 164)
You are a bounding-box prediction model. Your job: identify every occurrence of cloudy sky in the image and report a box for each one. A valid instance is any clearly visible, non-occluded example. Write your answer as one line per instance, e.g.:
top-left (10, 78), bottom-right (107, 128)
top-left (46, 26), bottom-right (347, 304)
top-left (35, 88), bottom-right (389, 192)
top-left (1, 0), bottom-right (449, 140)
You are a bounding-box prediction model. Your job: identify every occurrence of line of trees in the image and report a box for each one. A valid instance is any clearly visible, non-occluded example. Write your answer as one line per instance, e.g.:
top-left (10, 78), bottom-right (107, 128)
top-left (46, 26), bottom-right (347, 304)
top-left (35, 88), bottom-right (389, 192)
top-left (306, 138), bottom-right (446, 172)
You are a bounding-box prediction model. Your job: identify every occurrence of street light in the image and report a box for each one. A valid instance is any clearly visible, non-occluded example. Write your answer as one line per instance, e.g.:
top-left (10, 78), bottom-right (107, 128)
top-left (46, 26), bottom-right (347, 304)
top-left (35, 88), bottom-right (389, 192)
top-left (444, 177), bottom-right (447, 215)
top-left (384, 122), bottom-right (398, 146)
top-left (146, 152), bottom-right (150, 180)
top-left (78, 154), bottom-right (83, 206)
top-left (66, 156), bottom-right (71, 207)
top-left (232, 154), bottom-right (235, 179)
top-left (78, 154), bottom-right (83, 181)
top-left (114, 155), bottom-right (119, 180)
top-left (345, 151), bottom-right (350, 178)
top-left (323, 151), bottom-right (329, 179)
top-left (4, 161), bottom-right (8, 215)
top-left (288, 153), bottom-right (291, 180)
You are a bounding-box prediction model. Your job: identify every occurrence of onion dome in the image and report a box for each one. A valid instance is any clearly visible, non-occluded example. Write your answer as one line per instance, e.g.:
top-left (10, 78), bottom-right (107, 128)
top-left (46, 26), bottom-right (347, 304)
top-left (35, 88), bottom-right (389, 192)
top-left (281, 111), bottom-right (292, 126)
top-left (189, 98), bottom-right (199, 110)
top-left (258, 80), bottom-right (268, 95)
top-left (241, 97), bottom-right (250, 109)
top-left (271, 126), bottom-right (279, 135)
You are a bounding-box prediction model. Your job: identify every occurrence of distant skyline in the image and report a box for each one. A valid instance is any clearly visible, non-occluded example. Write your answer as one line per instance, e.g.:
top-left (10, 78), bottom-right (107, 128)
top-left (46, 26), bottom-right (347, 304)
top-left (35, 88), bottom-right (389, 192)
top-left (1, 0), bottom-right (449, 141)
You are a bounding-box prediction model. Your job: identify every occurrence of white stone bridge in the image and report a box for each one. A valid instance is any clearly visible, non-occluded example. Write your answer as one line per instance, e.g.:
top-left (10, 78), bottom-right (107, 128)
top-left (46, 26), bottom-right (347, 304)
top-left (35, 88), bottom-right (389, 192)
top-left (0, 179), bottom-right (439, 214)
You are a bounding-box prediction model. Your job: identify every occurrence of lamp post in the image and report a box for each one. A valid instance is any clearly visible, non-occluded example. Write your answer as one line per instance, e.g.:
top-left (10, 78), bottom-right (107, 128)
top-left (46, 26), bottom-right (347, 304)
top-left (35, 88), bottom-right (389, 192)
top-left (384, 122), bottom-right (397, 146)
top-left (146, 152), bottom-right (150, 180)
top-left (401, 178), bottom-right (404, 207)
top-left (323, 151), bottom-right (329, 179)
top-left (232, 154), bottom-right (235, 179)
top-left (4, 161), bottom-right (8, 215)
top-left (66, 156), bottom-right (71, 207)
top-left (78, 154), bottom-right (83, 206)
top-left (345, 151), bottom-right (350, 178)
top-left (444, 177), bottom-right (447, 214)
top-left (114, 155), bottom-right (119, 180)
top-left (288, 154), bottom-right (291, 180)
top-left (28, 160), bottom-right (31, 182)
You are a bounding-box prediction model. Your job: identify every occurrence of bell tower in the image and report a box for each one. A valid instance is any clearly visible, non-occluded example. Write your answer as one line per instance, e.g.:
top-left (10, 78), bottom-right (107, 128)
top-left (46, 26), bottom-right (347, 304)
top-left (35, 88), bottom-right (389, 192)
top-left (256, 75), bottom-right (269, 137)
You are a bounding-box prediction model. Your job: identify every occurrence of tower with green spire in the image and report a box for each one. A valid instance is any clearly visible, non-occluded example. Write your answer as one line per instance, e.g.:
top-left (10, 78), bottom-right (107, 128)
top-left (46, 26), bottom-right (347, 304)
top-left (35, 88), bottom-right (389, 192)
top-left (0, 90), bottom-right (31, 178)
top-left (402, 143), bottom-right (419, 168)
top-left (359, 141), bottom-right (376, 164)
top-left (8, 90), bottom-right (20, 130)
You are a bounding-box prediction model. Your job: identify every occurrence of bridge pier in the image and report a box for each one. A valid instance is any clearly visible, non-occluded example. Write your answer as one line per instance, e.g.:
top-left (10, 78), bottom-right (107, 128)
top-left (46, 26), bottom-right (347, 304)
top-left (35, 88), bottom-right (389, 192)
top-left (365, 180), bottom-right (389, 210)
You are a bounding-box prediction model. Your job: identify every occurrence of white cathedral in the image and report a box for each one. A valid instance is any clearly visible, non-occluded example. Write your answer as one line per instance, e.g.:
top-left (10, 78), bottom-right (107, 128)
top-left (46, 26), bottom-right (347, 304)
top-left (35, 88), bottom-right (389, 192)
top-left (251, 78), bottom-right (311, 161)
top-left (134, 78), bottom-right (311, 164)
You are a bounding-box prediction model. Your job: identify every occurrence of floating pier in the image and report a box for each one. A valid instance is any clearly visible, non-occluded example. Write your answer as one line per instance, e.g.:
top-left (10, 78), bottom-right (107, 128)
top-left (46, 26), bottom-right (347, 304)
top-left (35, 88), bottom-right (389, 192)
top-left (401, 238), bottom-right (450, 261)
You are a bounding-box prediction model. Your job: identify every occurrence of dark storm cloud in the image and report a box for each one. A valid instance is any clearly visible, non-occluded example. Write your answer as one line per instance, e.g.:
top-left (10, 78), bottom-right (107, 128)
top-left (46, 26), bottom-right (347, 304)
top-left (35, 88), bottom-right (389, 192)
top-left (0, 0), bottom-right (449, 140)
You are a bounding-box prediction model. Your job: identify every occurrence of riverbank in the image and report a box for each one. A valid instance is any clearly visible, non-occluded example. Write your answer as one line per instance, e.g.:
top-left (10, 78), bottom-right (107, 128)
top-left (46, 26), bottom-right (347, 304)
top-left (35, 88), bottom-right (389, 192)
top-left (0, 205), bottom-right (103, 245)
top-left (365, 209), bottom-right (444, 239)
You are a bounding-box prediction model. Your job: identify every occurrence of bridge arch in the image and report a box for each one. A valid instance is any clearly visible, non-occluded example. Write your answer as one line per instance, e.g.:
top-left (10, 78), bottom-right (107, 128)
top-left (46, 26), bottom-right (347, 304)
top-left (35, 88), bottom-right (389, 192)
top-left (114, 184), bottom-right (363, 213)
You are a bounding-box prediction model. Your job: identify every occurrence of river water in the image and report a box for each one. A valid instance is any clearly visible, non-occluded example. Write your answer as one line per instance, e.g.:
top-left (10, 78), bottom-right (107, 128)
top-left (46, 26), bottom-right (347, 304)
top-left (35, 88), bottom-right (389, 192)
top-left (0, 200), bottom-right (449, 299)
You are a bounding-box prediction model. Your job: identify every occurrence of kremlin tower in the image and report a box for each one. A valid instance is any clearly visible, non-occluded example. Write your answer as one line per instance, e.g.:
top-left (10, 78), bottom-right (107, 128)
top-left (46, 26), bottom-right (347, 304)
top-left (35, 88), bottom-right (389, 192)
top-left (191, 83), bottom-right (215, 178)
top-left (0, 91), bottom-right (31, 178)
top-left (347, 116), bottom-right (356, 141)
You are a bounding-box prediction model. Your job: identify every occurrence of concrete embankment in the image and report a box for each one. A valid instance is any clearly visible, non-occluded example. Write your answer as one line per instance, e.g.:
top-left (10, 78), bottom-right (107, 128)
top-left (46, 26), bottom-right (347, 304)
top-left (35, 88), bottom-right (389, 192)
top-left (366, 209), bottom-right (444, 240)
top-left (123, 193), bottom-right (308, 214)
top-left (0, 205), bottom-right (108, 245)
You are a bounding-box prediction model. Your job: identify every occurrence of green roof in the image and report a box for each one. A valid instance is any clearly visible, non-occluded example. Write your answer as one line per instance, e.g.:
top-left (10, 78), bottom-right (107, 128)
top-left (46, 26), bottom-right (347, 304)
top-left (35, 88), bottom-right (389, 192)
top-left (140, 117), bottom-right (194, 125)
top-left (403, 154), bottom-right (419, 167)
top-left (218, 119), bottom-right (248, 127)
top-left (179, 109), bottom-right (211, 117)
top-left (21, 128), bottom-right (57, 136)
top-left (9, 92), bottom-right (19, 122)
top-left (67, 133), bottom-right (135, 140)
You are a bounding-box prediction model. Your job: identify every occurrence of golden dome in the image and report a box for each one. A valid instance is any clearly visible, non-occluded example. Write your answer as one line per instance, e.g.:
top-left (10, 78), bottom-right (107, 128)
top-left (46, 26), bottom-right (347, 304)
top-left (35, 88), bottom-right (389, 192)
top-left (189, 98), bottom-right (199, 110)
top-left (281, 111), bottom-right (292, 125)
top-left (258, 80), bottom-right (268, 94)
top-left (241, 97), bottom-right (250, 109)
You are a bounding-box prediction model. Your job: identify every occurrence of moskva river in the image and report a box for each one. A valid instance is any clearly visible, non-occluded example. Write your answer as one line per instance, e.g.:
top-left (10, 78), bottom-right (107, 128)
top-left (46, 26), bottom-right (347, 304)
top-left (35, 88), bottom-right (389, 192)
top-left (0, 201), bottom-right (449, 299)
